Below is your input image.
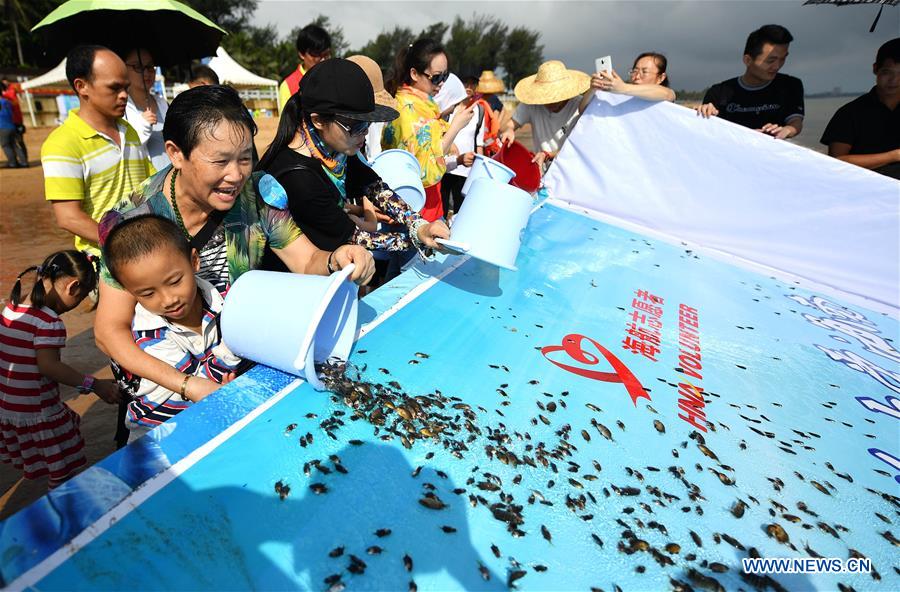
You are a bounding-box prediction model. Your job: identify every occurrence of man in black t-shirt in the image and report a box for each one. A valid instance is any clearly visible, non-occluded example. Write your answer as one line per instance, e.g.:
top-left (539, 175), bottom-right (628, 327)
top-left (821, 38), bottom-right (900, 180)
top-left (697, 24), bottom-right (804, 140)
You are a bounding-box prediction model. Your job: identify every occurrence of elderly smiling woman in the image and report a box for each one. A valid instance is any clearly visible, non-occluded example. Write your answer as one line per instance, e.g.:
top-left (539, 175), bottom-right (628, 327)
top-left (95, 85), bottom-right (374, 414)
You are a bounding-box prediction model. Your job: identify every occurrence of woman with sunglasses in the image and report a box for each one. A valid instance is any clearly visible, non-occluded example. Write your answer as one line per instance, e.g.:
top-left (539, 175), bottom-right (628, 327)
top-left (120, 47), bottom-right (170, 169)
top-left (257, 59), bottom-right (450, 269)
top-left (383, 38), bottom-right (476, 221)
top-left (591, 52), bottom-right (676, 103)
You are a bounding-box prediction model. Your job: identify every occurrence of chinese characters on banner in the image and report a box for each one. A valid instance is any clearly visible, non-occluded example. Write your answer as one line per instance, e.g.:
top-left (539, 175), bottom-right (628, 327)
top-left (621, 290), bottom-right (708, 431)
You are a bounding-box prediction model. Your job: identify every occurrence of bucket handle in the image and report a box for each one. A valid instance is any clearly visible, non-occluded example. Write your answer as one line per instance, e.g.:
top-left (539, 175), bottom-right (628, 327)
top-left (435, 238), bottom-right (470, 254)
top-left (294, 263), bottom-right (357, 391)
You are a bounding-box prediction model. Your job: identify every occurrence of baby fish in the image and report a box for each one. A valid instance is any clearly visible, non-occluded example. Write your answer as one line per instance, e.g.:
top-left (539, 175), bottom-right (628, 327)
top-left (731, 500), bottom-right (747, 518)
top-left (478, 562), bottom-right (490, 581)
top-left (375, 528), bottom-right (392, 537)
top-left (507, 569), bottom-right (528, 589)
top-left (441, 525), bottom-right (458, 534)
top-left (328, 546), bottom-right (345, 558)
top-left (810, 481), bottom-right (831, 496)
top-left (403, 554), bottom-right (413, 572)
top-left (653, 420), bottom-right (666, 434)
top-left (309, 483), bottom-right (328, 495)
top-left (541, 524), bottom-right (553, 544)
top-left (419, 495), bottom-right (447, 510)
top-left (594, 421), bottom-right (614, 441)
top-left (765, 523), bottom-right (790, 544)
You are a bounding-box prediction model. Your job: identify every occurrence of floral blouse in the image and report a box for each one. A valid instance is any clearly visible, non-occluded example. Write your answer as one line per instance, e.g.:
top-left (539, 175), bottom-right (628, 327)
top-left (99, 165), bottom-right (303, 289)
top-left (382, 86), bottom-right (449, 188)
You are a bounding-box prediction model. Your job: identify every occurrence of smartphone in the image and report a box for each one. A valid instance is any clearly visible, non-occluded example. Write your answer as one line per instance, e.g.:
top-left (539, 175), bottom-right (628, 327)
top-left (595, 56), bottom-right (612, 75)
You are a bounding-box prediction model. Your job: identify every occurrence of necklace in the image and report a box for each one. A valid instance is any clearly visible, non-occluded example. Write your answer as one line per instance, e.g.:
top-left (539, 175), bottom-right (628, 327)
top-left (169, 169), bottom-right (192, 240)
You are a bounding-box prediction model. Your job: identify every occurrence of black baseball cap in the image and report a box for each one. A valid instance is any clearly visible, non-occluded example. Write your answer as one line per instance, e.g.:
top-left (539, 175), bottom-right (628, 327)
top-left (299, 59), bottom-right (399, 122)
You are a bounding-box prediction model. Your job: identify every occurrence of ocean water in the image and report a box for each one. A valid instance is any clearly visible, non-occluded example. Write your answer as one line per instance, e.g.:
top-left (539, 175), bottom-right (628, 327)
top-left (793, 95), bottom-right (857, 154)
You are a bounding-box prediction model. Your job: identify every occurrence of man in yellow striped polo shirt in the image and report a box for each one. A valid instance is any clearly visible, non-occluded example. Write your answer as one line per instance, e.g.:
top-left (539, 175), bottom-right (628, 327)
top-left (41, 45), bottom-right (153, 257)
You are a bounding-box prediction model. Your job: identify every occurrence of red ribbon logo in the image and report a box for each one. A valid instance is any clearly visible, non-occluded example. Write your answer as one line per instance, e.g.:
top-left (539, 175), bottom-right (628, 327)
top-left (541, 333), bottom-right (650, 406)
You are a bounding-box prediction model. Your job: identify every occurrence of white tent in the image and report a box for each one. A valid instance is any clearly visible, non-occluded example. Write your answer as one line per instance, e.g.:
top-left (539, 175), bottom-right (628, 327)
top-left (207, 46), bottom-right (277, 88)
top-left (21, 59), bottom-right (67, 91)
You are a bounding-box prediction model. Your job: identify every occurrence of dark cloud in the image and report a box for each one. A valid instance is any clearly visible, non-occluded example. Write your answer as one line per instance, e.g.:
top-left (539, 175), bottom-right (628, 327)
top-left (256, 0), bottom-right (898, 93)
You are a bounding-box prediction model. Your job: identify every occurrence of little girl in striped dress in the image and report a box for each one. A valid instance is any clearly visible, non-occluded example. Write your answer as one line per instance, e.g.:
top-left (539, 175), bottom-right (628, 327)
top-left (0, 251), bottom-right (120, 489)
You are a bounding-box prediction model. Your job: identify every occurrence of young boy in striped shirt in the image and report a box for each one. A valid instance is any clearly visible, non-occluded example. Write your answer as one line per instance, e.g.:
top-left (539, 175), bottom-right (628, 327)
top-left (101, 214), bottom-right (240, 443)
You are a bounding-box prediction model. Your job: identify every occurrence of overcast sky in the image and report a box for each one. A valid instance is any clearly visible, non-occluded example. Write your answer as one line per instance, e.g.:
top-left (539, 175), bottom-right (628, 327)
top-left (254, 0), bottom-right (898, 94)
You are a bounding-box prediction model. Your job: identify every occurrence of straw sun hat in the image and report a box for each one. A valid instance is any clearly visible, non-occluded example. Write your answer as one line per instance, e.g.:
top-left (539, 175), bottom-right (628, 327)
top-left (346, 54), bottom-right (398, 111)
top-left (514, 60), bottom-right (590, 105)
top-left (475, 70), bottom-right (505, 94)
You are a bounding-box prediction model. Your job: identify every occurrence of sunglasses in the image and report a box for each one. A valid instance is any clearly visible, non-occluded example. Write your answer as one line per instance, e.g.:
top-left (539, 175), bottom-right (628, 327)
top-left (424, 70), bottom-right (450, 85)
top-left (333, 117), bottom-right (370, 137)
top-left (126, 63), bottom-right (156, 75)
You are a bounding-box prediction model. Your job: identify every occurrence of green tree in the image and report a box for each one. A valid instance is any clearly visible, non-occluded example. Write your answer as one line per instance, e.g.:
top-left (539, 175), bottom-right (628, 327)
top-left (445, 15), bottom-right (508, 78)
top-left (182, 0), bottom-right (257, 34)
top-left (221, 24), bottom-right (290, 80)
top-left (353, 26), bottom-right (415, 72)
top-left (501, 26), bottom-right (543, 89)
top-left (419, 22), bottom-right (448, 44)
top-left (0, 0), bottom-right (64, 68)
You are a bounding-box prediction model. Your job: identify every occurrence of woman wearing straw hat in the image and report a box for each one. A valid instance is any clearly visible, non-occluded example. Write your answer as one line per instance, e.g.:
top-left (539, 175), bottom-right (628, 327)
top-left (473, 70), bottom-right (507, 156)
top-left (499, 60), bottom-right (594, 172)
top-left (257, 59), bottom-right (450, 270)
top-left (346, 54), bottom-right (397, 162)
top-left (383, 38), bottom-right (477, 222)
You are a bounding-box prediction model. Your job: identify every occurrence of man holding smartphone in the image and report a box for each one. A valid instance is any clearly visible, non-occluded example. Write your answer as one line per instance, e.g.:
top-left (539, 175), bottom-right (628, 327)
top-left (696, 24), bottom-right (804, 140)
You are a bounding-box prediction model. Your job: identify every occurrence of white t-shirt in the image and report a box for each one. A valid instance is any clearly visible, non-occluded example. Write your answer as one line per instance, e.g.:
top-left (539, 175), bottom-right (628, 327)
top-left (125, 94), bottom-right (170, 171)
top-left (364, 122), bottom-right (386, 162)
top-left (447, 103), bottom-right (486, 178)
top-left (512, 98), bottom-right (581, 154)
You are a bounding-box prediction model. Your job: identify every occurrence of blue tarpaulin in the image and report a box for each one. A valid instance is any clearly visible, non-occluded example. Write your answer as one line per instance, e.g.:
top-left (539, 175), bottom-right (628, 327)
top-left (2, 201), bottom-right (897, 591)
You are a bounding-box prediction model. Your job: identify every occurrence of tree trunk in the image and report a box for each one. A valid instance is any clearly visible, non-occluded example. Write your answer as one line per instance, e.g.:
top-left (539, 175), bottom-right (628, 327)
top-left (9, 4), bottom-right (24, 66)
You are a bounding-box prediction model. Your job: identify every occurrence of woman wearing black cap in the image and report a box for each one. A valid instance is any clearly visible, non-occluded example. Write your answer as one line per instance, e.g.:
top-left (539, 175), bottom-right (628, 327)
top-left (258, 59), bottom-right (450, 268)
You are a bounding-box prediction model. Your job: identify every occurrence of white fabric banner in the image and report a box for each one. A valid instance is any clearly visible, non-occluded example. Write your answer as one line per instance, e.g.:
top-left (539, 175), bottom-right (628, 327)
top-left (544, 92), bottom-right (900, 311)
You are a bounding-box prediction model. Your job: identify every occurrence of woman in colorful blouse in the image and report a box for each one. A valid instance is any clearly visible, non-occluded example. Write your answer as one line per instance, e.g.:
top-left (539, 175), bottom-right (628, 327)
top-left (257, 59), bottom-right (450, 266)
top-left (95, 85), bottom-right (375, 403)
top-left (383, 38), bottom-right (476, 221)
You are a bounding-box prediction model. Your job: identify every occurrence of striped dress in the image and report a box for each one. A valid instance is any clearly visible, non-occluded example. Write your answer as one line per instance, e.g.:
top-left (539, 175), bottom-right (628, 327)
top-left (0, 304), bottom-right (86, 487)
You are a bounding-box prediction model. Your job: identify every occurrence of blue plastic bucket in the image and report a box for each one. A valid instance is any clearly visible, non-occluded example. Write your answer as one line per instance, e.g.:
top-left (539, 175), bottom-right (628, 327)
top-left (370, 149), bottom-right (426, 211)
top-left (220, 266), bottom-right (359, 390)
top-left (461, 154), bottom-right (516, 196)
top-left (436, 178), bottom-right (532, 271)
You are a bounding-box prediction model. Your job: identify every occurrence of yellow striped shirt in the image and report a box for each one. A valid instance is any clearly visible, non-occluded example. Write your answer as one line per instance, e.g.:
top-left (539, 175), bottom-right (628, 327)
top-left (41, 108), bottom-right (153, 255)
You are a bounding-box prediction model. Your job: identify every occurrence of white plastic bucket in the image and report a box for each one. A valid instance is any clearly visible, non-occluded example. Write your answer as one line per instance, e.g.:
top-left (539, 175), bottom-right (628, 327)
top-left (436, 178), bottom-right (532, 271)
top-left (461, 154), bottom-right (516, 196)
top-left (370, 149), bottom-right (426, 211)
top-left (220, 266), bottom-right (359, 390)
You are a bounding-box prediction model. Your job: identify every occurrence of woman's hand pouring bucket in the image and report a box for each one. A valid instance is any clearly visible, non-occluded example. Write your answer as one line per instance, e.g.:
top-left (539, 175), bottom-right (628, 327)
top-left (220, 265), bottom-right (359, 390)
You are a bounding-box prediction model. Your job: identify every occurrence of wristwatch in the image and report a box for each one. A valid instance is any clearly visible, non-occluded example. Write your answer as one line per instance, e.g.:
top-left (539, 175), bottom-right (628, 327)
top-left (78, 375), bottom-right (96, 394)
